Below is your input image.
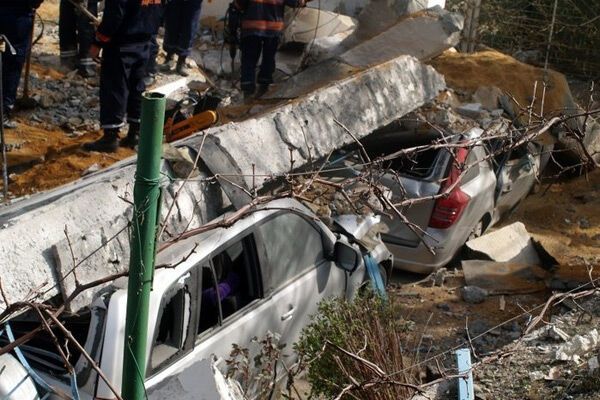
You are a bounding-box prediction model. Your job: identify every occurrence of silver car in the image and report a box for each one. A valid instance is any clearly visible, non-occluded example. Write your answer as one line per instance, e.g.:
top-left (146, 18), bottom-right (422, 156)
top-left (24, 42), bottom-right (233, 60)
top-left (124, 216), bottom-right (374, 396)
top-left (331, 127), bottom-right (542, 274)
top-left (1, 198), bottom-right (388, 400)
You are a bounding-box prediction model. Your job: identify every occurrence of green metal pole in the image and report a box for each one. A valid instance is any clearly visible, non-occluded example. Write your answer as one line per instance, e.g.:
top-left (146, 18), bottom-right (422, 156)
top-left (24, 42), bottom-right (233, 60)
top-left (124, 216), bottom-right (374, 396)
top-left (122, 92), bottom-right (166, 400)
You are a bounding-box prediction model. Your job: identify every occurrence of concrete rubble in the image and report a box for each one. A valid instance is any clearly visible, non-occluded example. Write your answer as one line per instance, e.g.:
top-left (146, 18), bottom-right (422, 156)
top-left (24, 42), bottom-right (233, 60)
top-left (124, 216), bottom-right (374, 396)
top-left (464, 222), bottom-right (542, 265)
top-left (267, 7), bottom-right (461, 100)
top-left (283, 8), bottom-right (356, 44)
top-left (555, 329), bottom-right (600, 363)
top-left (147, 359), bottom-right (244, 400)
top-left (0, 51), bottom-right (445, 311)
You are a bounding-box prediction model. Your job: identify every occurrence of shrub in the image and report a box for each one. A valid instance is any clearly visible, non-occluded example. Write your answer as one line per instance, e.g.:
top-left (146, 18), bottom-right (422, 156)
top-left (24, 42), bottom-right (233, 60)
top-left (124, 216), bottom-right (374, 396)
top-left (295, 293), bottom-right (418, 399)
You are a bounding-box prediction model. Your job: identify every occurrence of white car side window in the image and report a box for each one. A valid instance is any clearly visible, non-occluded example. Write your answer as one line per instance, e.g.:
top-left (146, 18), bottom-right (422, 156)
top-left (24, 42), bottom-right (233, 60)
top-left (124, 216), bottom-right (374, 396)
top-left (149, 272), bottom-right (194, 373)
top-left (257, 213), bottom-right (325, 292)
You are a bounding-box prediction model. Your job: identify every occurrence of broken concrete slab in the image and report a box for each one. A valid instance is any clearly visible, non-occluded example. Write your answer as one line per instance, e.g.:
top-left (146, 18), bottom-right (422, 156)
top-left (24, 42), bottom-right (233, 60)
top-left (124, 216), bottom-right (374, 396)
top-left (339, 8), bottom-right (463, 68)
top-left (456, 103), bottom-right (487, 120)
top-left (266, 59), bottom-right (358, 100)
top-left (147, 359), bottom-right (244, 400)
top-left (462, 261), bottom-right (549, 295)
top-left (465, 222), bottom-right (542, 265)
top-left (283, 8), bottom-right (356, 44)
top-left (186, 55), bottom-right (446, 207)
top-left (0, 54), bottom-right (444, 312)
top-left (343, 0), bottom-right (449, 49)
top-left (267, 9), bottom-right (458, 100)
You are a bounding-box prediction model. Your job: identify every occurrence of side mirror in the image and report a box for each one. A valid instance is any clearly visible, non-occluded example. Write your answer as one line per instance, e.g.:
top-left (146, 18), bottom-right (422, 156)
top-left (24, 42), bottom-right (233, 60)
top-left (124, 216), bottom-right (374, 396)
top-left (334, 241), bottom-right (361, 273)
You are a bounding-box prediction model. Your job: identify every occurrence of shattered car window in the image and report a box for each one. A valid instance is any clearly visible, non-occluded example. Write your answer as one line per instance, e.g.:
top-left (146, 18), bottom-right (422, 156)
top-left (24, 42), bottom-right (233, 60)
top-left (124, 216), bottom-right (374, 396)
top-left (150, 272), bottom-right (193, 372)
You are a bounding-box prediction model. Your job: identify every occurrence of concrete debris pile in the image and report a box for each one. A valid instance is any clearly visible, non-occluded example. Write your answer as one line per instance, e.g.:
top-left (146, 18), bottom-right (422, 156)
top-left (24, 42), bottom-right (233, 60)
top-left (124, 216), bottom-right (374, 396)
top-left (461, 222), bottom-right (598, 297)
top-left (474, 293), bottom-right (600, 399)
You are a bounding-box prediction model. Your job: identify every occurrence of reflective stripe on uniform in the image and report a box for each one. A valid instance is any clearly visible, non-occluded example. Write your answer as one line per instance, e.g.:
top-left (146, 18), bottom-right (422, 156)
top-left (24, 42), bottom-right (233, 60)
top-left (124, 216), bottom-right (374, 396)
top-left (60, 50), bottom-right (78, 58)
top-left (101, 122), bottom-right (125, 129)
top-left (79, 58), bottom-right (95, 66)
top-left (241, 20), bottom-right (285, 31)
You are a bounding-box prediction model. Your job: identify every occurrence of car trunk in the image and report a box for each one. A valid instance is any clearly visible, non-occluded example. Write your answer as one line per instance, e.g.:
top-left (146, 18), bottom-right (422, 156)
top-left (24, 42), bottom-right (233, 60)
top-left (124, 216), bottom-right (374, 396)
top-left (360, 130), bottom-right (449, 247)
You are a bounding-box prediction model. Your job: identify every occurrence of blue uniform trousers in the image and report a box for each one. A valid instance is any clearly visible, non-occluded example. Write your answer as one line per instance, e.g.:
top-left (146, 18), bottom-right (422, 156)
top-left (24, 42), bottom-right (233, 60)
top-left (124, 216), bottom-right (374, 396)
top-left (99, 42), bottom-right (149, 129)
top-left (240, 35), bottom-right (279, 93)
top-left (163, 0), bottom-right (202, 57)
top-left (0, 8), bottom-right (33, 114)
top-left (59, 0), bottom-right (98, 67)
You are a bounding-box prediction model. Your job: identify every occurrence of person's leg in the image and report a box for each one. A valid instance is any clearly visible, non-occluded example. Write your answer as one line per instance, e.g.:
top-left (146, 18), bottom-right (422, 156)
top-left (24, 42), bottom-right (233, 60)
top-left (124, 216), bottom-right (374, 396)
top-left (240, 35), bottom-right (262, 98)
top-left (122, 43), bottom-right (150, 148)
top-left (75, 0), bottom-right (98, 77)
top-left (161, 1), bottom-right (178, 71)
top-left (0, 10), bottom-right (33, 127)
top-left (85, 45), bottom-right (127, 152)
top-left (58, 0), bottom-right (78, 69)
top-left (175, 0), bottom-right (203, 76)
top-left (144, 34), bottom-right (159, 86)
top-left (256, 36), bottom-right (279, 97)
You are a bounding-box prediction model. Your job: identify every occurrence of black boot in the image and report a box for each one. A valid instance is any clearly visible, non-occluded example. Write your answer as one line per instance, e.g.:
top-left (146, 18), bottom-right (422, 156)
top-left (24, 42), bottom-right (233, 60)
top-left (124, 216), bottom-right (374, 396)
top-left (78, 63), bottom-right (97, 78)
top-left (255, 84), bottom-right (270, 98)
top-left (119, 123), bottom-right (139, 149)
top-left (160, 53), bottom-right (176, 72)
top-left (176, 56), bottom-right (189, 77)
top-left (2, 114), bottom-right (17, 129)
top-left (83, 128), bottom-right (119, 153)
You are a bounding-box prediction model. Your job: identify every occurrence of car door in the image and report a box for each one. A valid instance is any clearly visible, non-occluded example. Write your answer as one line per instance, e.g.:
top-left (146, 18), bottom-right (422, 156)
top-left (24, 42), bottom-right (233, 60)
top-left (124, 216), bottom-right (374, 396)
top-left (254, 211), bottom-right (348, 362)
top-left (494, 142), bottom-right (539, 218)
top-left (145, 230), bottom-right (281, 392)
top-left (360, 133), bottom-right (447, 248)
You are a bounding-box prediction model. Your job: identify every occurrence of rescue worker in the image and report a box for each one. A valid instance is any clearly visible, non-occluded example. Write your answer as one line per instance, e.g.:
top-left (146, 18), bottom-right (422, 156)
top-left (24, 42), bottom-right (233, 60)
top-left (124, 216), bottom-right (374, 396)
top-left (59, 0), bottom-right (98, 77)
top-left (83, 0), bottom-right (162, 153)
top-left (161, 0), bottom-right (203, 77)
top-left (233, 0), bottom-right (310, 100)
top-left (0, 0), bottom-right (43, 129)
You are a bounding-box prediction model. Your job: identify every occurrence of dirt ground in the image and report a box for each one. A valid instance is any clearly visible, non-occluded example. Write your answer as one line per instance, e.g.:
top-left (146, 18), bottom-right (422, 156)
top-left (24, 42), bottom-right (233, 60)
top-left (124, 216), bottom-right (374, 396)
top-left (1, 0), bottom-right (132, 197)
top-left (429, 49), bottom-right (579, 116)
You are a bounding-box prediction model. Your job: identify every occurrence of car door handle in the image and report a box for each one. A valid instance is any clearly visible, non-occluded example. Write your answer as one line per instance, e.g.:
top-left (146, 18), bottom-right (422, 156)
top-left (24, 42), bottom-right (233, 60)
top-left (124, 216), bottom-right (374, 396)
top-left (281, 307), bottom-right (295, 321)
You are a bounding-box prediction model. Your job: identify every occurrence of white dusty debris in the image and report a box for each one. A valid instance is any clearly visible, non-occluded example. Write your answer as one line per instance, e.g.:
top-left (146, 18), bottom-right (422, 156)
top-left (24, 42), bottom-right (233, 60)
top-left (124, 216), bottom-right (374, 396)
top-left (147, 359), bottom-right (245, 400)
top-left (555, 329), bottom-right (600, 363)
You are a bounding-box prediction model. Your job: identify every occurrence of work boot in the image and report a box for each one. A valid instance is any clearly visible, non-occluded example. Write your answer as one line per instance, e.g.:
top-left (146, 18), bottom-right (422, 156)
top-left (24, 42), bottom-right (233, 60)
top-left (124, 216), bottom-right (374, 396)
top-left (255, 84), bottom-right (270, 98)
top-left (2, 114), bottom-right (17, 129)
top-left (243, 90), bottom-right (255, 104)
top-left (160, 53), bottom-right (176, 72)
top-left (60, 55), bottom-right (77, 71)
top-left (144, 73), bottom-right (157, 87)
top-left (176, 56), bottom-right (189, 77)
top-left (119, 123), bottom-right (139, 149)
top-left (78, 64), bottom-right (97, 78)
top-left (83, 129), bottom-right (119, 153)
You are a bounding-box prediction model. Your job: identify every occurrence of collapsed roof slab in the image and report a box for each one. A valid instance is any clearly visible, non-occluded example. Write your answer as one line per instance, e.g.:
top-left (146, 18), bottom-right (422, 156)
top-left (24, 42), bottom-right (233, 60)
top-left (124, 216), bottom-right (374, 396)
top-left (0, 54), bottom-right (444, 313)
top-left (268, 7), bottom-right (461, 100)
top-left (184, 54), bottom-right (446, 208)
